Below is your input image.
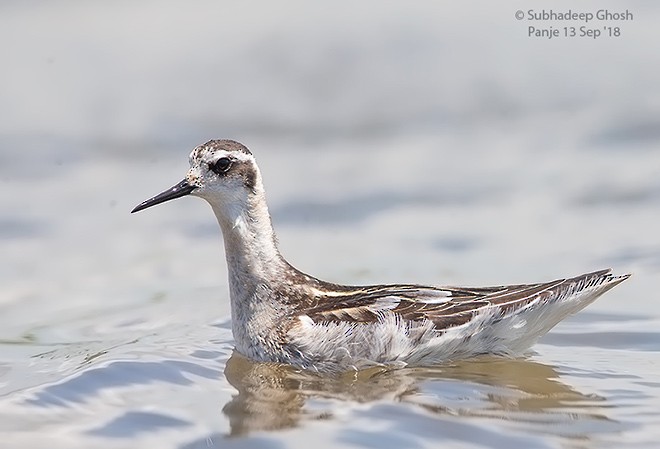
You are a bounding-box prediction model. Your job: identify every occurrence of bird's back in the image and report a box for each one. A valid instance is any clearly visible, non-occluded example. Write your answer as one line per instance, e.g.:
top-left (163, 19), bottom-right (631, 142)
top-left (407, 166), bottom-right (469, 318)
top-left (283, 269), bottom-right (629, 372)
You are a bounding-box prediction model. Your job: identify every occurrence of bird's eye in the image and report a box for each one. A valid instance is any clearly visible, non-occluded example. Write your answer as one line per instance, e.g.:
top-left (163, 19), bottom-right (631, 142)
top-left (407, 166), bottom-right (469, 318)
top-left (210, 157), bottom-right (232, 175)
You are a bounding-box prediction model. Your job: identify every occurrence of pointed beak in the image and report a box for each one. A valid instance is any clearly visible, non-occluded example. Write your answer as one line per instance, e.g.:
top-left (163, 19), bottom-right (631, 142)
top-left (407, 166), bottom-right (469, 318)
top-left (131, 179), bottom-right (196, 213)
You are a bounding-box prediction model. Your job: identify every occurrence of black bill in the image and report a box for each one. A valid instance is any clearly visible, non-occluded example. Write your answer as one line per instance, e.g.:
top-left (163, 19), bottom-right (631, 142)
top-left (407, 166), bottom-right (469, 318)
top-left (131, 179), bottom-right (196, 213)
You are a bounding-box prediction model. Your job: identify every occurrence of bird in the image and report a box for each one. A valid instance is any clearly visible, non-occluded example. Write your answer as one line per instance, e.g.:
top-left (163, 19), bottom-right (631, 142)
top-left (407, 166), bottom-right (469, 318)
top-left (131, 139), bottom-right (630, 374)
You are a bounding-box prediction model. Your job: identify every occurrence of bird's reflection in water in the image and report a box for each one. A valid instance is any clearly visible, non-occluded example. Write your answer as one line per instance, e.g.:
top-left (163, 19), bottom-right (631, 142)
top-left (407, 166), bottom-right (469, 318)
top-left (222, 351), bottom-right (414, 436)
top-left (222, 351), bottom-right (615, 438)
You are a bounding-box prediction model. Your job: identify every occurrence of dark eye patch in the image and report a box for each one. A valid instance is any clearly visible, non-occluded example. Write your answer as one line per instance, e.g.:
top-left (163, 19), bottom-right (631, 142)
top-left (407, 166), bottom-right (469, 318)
top-left (210, 157), bottom-right (232, 175)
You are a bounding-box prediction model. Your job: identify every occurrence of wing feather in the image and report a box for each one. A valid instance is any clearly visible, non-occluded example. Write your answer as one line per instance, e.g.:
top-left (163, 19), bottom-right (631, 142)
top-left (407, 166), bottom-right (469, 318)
top-left (299, 269), bottom-right (628, 332)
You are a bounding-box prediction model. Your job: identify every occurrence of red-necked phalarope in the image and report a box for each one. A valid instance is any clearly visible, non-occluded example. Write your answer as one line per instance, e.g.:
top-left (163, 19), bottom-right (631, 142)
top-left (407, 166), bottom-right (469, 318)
top-left (132, 139), bottom-right (630, 373)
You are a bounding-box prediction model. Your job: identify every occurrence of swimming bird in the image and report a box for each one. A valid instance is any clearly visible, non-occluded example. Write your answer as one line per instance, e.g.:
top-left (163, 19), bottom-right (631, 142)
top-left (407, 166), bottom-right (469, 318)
top-left (132, 139), bottom-right (630, 373)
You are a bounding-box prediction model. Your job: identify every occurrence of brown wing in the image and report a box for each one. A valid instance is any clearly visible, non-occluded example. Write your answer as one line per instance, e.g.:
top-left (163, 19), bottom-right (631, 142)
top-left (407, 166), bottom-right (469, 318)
top-left (300, 269), bottom-right (626, 331)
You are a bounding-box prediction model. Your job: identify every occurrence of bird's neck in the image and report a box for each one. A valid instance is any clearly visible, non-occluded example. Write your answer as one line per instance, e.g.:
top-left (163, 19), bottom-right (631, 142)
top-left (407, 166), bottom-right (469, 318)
top-left (210, 191), bottom-right (293, 356)
top-left (211, 193), bottom-right (286, 288)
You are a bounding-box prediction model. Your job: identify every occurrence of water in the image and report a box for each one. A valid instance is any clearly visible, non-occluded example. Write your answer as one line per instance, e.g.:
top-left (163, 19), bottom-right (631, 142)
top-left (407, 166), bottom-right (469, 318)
top-left (1, 1), bottom-right (659, 447)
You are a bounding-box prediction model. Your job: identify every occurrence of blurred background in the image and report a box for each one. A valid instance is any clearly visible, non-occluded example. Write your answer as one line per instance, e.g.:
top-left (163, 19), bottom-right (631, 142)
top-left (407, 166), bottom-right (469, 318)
top-left (0, 1), bottom-right (659, 448)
